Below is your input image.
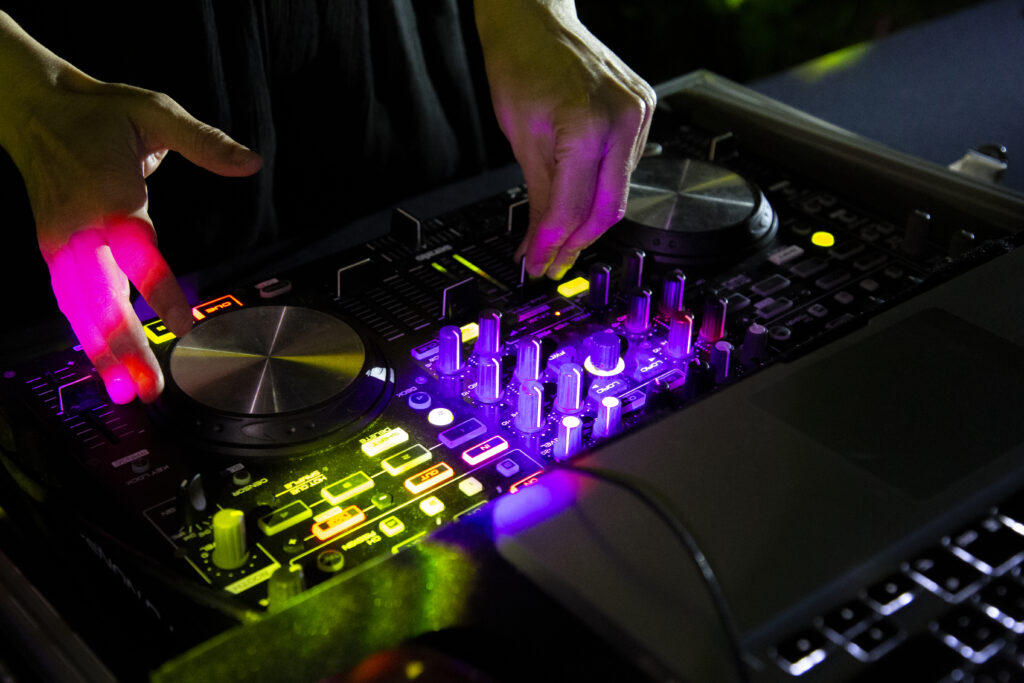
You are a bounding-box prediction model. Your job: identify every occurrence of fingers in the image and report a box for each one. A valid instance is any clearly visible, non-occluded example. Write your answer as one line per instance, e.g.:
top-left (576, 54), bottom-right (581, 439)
top-left (138, 92), bottom-right (263, 178)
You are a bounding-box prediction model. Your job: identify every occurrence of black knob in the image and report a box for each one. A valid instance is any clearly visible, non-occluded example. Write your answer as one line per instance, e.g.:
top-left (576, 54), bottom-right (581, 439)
top-left (620, 248), bottom-right (645, 291)
top-left (588, 263), bottom-right (612, 309)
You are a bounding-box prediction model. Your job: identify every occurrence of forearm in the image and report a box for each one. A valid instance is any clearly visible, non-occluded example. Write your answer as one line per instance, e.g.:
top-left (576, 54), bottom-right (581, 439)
top-left (473, 0), bottom-right (579, 47)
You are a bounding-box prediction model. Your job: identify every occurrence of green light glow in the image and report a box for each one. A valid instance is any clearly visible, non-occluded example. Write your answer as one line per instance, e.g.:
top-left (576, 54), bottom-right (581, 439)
top-left (452, 254), bottom-right (509, 291)
top-left (794, 42), bottom-right (872, 82)
top-left (431, 262), bottom-right (448, 274)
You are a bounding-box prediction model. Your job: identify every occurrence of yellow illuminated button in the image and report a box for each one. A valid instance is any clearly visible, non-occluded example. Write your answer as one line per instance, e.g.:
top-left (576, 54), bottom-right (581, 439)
top-left (404, 462), bottom-right (454, 494)
top-left (258, 500), bottom-right (312, 536)
top-left (379, 516), bottom-right (405, 537)
top-left (311, 505), bottom-right (365, 542)
top-left (321, 471), bottom-right (374, 505)
top-left (557, 276), bottom-right (590, 298)
top-left (419, 496), bottom-right (445, 516)
top-left (811, 231), bottom-right (836, 248)
top-left (361, 428), bottom-right (410, 456)
top-left (143, 319), bottom-right (177, 344)
top-left (382, 445), bottom-right (431, 476)
top-left (459, 477), bottom-right (483, 497)
top-left (460, 322), bottom-right (479, 343)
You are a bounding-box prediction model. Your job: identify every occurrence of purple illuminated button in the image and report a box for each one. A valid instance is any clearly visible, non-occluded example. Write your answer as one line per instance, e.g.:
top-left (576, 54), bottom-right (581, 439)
top-left (462, 435), bottom-right (509, 466)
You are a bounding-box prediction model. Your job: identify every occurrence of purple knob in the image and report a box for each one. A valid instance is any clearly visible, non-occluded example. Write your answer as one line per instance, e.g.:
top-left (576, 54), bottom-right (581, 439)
top-left (515, 381), bottom-right (545, 433)
top-left (436, 326), bottom-right (463, 375)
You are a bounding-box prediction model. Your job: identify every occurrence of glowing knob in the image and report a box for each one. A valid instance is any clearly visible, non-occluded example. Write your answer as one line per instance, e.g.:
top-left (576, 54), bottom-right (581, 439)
top-left (710, 340), bottom-right (733, 384)
top-left (212, 508), bottom-right (249, 570)
top-left (554, 415), bottom-right (583, 461)
top-left (589, 332), bottom-right (622, 374)
top-left (436, 325), bottom-right (463, 375)
top-left (660, 269), bottom-right (686, 317)
top-left (515, 336), bottom-right (543, 382)
top-left (474, 356), bottom-right (504, 404)
top-left (476, 309), bottom-right (503, 356)
top-left (625, 288), bottom-right (652, 335)
top-left (267, 564), bottom-right (306, 612)
top-left (555, 363), bottom-right (584, 414)
top-left (588, 263), bottom-right (612, 309)
top-left (593, 396), bottom-right (623, 439)
top-left (665, 315), bottom-right (693, 359)
top-left (699, 297), bottom-right (728, 343)
top-left (515, 380), bottom-right (545, 433)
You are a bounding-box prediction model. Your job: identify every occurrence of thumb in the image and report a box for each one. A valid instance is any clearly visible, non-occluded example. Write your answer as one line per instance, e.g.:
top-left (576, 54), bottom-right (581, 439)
top-left (139, 93), bottom-right (263, 177)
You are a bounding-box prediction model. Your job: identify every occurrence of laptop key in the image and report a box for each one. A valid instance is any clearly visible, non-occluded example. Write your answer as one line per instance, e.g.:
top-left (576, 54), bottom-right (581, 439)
top-left (948, 518), bottom-right (1024, 575)
top-left (972, 652), bottom-right (1024, 683)
top-left (904, 546), bottom-right (985, 603)
top-left (772, 627), bottom-right (828, 676)
top-left (851, 634), bottom-right (963, 682)
top-left (933, 603), bottom-right (1005, 663)
top-left (863, 572), bottom-right (916, 615)
top-left (819, 598), bottom-right (874, 640)
top-left (977, 576), bottom-right (1024, 632)
top-left (845, 616), bottom-right (903, 662)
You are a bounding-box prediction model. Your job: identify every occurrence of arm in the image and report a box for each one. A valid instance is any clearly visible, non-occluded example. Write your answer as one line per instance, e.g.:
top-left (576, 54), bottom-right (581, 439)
top-left (0, 11), bottom-right (262, 403)
top-left (473, 0), bottom-right (656, 280)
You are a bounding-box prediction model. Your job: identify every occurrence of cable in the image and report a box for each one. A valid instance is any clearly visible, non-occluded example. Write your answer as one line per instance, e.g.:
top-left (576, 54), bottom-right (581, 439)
top-left (558, 463), bottom-right (751, 683)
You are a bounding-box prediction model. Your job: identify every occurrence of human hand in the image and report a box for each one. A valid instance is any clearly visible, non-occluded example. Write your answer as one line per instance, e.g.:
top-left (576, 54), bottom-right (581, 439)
top-left (474, 0), bottom-right (656, 280)
top-left (0, 15), bottom-right (262, 403)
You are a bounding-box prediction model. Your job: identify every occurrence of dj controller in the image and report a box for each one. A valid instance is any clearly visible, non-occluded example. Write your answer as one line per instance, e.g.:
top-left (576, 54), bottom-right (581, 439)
top-left (0, 72), bottom-right (1022, 682)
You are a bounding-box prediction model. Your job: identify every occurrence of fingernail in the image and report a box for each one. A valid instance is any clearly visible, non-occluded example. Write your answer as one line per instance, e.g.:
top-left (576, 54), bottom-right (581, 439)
top-left (103, 369), bottom-right (137, 405)
top-left (166, 305), bottom-right (194, 337)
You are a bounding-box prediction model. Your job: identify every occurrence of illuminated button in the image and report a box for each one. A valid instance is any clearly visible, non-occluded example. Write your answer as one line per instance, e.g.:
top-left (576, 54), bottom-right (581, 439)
top-left (191, 294), bottom-right (243, 320)
top-left (419, 496), bottom-right (445, 516)
top-left (459, 477), bottom-right (483, 496)
top-left (811, 231), bottom-right (835, 248)
top-left (510, 470), bottom-right (544, 494)
top-left (496, 459), bottom-right (521, 478)
top-left (322, 471), bottom-right (374, 505)
top-left (379, 516), bottom-right (405, 537)
top-left (411, 340), bottom-right (439, 361)
top-left (311, 505), bottom-right (366, 542)
top-left (258, 500), bottom-right (312, 536)
top-left (459, 322), bottom-right (479, 343)
top-left (439, 418), bottom-right (486, 449)
top-left (382, 444), bottom-right (431, 476)
top-left (427, 408), bottom-right (454, 426)
top-left (556, 276), bottom-right (590, 298)
top-left (407, 391), bottom-right (432, 410)
top-left (462, 435), bottom-right (509, 466)
top-left (361, 428), bottom-right (409, 456)
top-left (404, 462), bottom-right (454, 494)
top-left (371, 493), bottom-right (393, 510)
top-left (143, 319), bottom-right (177, 344)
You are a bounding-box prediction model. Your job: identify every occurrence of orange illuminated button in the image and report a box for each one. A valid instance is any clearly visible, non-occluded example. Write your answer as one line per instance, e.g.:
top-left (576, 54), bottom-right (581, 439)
top-left (404, 462), bottom-right (454, 495)
top-left (192, 295), bottom-right (243, 321)
top-left (311, 505), bottom-right (366, 542)
top-left (510, 470), bottom-right (545, 494)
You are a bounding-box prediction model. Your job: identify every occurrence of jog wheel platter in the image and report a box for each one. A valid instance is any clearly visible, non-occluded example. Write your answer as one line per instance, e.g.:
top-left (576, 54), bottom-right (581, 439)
top-left (155, 306), bottom-right (393, 458)
top-left (614, 158), bottom-right (778, 268)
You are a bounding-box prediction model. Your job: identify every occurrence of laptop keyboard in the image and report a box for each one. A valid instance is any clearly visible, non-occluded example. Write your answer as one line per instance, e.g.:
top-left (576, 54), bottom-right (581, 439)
top-left (771, 490), bottom-right (1024, 681)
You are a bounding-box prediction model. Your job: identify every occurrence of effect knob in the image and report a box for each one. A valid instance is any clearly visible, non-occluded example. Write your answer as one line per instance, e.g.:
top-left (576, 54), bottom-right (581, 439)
top-left (710, 340), bottom-right (733, 384)
top-left (176, 473), bottom-right (209, 534)
top-left (212, 508), bottom-right (249, 570)
top-left (740, 323), bottom-right (768, 365)
top-left (665, 315), bottom-right (693, 359)
top-left (621, 248), bottom-right (646, 290)
top-left (699, 297), bottom-right (728, 343)
top-left (515, 380), bottom-right (545, 433)
top-left (267, 564), bottom-right (306, 612)
top-left (474, 356), bottom-right (504, 404)
top-left (588, 263), bottom-right (612, 309)
top-left (554, 415), bottom-right (583, 461)
top-left (659, 269), bottom-right (686, 317)
top-left (476, 309), bottom-right (503, 356)
top-left (625, 288), bottom-right (653, 335)
top-left (436, 326), bottom-right (463, 375)
top-left (515, 336), bottom-right (543, 382)
top-left (588, 332), bottom-right (623, 375)
top-left (554, 363), bottom-right (584, 414)
top-left (592, 396), bottom-right (623, 439)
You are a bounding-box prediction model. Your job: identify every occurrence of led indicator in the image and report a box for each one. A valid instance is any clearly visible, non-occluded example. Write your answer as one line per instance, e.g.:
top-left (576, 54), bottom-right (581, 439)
top-left (191, 294), bottom-right (243, 321)
top-left (583, 355), bottom-right (626, 377)
top-left (556, 276), bottom-right (590, 298)
top-left (427, 408), bottom-right (455, 426)
top-left (143, 319), bottom-right (177, 344)
top-left (311, 505), bottom-right (366, 542)
top-left (462, 435), bottom-right (509, 466)
top-left (321, 471), bottom-right (374, 505)
top-left (404, 462), bottom-right (454, 494)
top-left (460, 322), bottom-right (479, 343)
top-left (811, 231), bottom-right (836, 248)
top-left (360, 428), bottom-right (410, 456)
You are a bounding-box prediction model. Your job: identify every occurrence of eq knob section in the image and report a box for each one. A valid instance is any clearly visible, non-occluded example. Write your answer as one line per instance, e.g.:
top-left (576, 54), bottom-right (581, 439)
top-left (212, 508), bottom-right (249, 570)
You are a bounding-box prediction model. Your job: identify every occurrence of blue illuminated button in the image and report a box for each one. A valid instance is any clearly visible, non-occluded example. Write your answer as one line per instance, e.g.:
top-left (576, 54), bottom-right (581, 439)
top-left (411, 340), bottom-right (439, 361)
top-left (462, 435), bottom-right (509, 466)
top-left (407, 391), bottom-right (432, 410)
top-left (439, 418), bottom-right (487, 449)
top-left (496, 459), bottom-right (521, 478)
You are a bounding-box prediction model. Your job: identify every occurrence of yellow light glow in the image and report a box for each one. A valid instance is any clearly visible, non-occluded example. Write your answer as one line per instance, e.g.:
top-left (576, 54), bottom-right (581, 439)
top-left (794, 42), bottom-right (872, 83)
top-left (811, 231), bottom-right (835, 248)
top-left (556, 276), bottom-right (590, 298)
top-left (460, 322), bottom-right (479, 342)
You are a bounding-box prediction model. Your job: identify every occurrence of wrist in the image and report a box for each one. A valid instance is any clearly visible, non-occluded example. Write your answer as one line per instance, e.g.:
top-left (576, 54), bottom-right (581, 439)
top-left (473, 0), bottom-right (578, 49)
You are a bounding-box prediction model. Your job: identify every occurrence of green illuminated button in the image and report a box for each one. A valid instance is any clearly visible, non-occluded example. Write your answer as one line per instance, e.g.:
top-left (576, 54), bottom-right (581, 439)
top-left (420, 496), bottom-right (445, 516)
top-left (143, 319), bottom-right (177, 344)
top-left (258, 500), bottom-right (313, 536)
top-left (371, 492), bottom-right (393, 510)
top-left (382, 444), bottom-right (431, 476)
top-left (379, 516), bottom-right (405, 537)
top-left (361, 428), bottom-right (410, 456)
top-left (322, 471), bottom-right (374, 505)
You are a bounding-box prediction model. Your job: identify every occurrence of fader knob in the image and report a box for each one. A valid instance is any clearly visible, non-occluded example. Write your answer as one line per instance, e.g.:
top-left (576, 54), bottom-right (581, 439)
top-left (588, 263), bottom-right (612, 309)
top-left (554, 363), bottom-right (584, 414)
top-left (476, 309), bottom-right (503, 356)
top-left (902, 209), bottom-right (931, 255)
top-left (660, 270), bottom-right (686, 317)
top-left (515, 381), bottom-right (545, 433)
top-left (436, 326), bottom-right (463, 375)
top-left (515, 337), bottom-right (543, 382)
top-left (592, 396), bottom-right (623, 439)
top-left (212, 508), bottom-right (249, 570)
top-left (625, 288), bottom-right (653, 335)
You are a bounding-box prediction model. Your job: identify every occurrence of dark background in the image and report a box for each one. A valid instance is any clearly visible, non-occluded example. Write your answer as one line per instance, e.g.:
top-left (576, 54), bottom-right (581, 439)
top-left (578, 0), bottom-right (983, 84)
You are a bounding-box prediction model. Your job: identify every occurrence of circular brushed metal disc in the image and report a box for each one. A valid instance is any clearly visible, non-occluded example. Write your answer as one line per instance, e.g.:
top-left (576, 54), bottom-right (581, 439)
top-left (625, 158), bottom-right (758, 232)
top-left (169, 306), bottom-right (365, 415)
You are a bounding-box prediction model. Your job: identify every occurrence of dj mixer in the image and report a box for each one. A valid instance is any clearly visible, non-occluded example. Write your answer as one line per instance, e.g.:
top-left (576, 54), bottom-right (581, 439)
top-left (0, 72), bottom-right (1022, 682)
